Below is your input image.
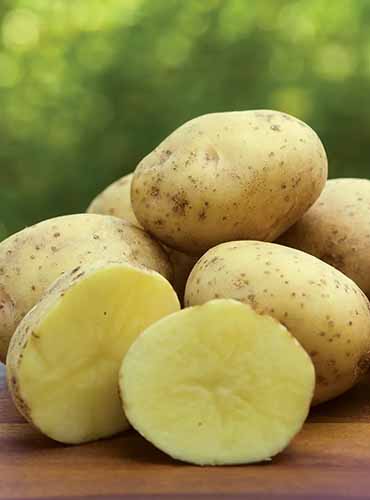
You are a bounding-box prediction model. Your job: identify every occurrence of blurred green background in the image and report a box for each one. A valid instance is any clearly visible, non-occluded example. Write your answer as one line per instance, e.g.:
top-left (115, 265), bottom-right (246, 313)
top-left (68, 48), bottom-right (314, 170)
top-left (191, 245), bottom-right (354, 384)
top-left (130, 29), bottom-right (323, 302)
top-left (0, 0), bottom-right (369, 240)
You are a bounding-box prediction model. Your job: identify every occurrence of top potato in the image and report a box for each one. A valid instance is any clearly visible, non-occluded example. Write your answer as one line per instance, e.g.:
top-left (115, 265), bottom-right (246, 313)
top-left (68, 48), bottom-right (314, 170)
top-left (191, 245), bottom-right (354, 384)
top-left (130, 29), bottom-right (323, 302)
top-left (0, 213), bottom-right (172, 362)
top-left (132, 110), bottom-right (328, 254)
top-left (278, 178), bottom-right (370, 297)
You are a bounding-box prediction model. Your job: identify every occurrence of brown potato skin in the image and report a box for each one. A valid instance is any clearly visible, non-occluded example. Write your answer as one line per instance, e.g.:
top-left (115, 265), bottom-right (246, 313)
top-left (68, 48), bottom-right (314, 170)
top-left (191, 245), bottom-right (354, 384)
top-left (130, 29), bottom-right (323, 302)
top-left (278, 178), bottom-right (370, 298)
top-left (185, 241), bottom-right (370, 405)
top-left (132, 110), bottom-right (328, 255)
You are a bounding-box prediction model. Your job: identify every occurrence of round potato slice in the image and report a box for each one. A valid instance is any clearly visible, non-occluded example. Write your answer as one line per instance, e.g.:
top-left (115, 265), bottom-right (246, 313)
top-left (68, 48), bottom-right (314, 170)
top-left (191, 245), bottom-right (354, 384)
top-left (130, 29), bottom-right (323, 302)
top-left (7, 261), bottom-right (180, 444)
top-left (120, 299), bottom-right (315, 466)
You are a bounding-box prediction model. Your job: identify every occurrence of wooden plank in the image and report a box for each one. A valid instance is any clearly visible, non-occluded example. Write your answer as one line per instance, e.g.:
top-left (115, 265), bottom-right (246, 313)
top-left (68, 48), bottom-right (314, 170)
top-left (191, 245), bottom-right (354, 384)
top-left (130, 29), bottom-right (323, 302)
top-left (1, 365), bottom-right (370, 499)
top-left (0, 366), bottom-right (25, 424)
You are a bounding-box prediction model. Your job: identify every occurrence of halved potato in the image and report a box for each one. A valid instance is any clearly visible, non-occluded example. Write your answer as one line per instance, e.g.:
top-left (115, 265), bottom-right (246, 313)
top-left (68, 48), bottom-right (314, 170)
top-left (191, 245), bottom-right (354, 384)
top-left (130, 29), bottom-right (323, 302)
top-left (7, 261), bottom-right (180, 444)
top-left (120, 299), bottom-right (315, 465)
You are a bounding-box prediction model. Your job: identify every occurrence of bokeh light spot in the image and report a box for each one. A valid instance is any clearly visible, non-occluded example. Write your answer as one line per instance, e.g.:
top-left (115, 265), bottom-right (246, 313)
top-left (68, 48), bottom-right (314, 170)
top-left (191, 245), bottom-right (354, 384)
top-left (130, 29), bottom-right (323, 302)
top-left (277, 3), bottom-right (317, 43)
top-left (315, 44), bottom-right (355, 81)
top-left (270, 87), bottom-right (312, 120)
top-left (2, 9), bottom-right (40, 50)
top-left (218, 1), bottom-right (255, 41)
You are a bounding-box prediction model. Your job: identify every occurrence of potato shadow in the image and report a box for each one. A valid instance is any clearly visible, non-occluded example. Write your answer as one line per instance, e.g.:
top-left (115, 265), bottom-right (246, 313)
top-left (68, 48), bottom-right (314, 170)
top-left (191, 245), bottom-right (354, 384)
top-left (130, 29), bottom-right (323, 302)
top-left (116, 429), bottom-right (279, 468)
top-left (309, 376), bottom-right (370, 422)
top-left (116, 429), bottom-right (181, 466)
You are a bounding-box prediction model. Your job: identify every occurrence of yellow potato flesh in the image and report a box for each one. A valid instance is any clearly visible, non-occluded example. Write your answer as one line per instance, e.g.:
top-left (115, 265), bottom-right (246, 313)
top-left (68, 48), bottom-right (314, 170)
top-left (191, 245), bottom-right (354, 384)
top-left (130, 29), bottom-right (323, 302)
top-left (120, 299), bottom-right (314, 465)
top-left (9, 263), bottom-right (180, 444)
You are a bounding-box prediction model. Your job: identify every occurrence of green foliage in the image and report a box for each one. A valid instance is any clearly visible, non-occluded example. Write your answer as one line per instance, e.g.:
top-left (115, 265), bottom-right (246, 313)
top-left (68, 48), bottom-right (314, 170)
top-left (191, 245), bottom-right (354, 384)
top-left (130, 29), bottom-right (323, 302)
top-left (0, 0), bottom-right (369, 239)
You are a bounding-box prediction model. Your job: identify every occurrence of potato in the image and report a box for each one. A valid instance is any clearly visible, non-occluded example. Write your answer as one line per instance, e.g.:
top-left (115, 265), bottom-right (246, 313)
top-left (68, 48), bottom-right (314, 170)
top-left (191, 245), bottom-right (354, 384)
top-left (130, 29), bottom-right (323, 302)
top-left (131, 110), bottom-right (328, 255)
top-left (185, 241), bottom-right (370, 405)
top-left (0, 214), bottom-right (172, 362)
top-left (278, 178), bottom-right (370, 297)
top-left (120, 299), bottom-right (314, 465)
top-left (87, 173), bottom-right (140, 227)
top-left (87, 173), bottom-right (198, 301)
top-left (7, 261), bottom-right (180, 444)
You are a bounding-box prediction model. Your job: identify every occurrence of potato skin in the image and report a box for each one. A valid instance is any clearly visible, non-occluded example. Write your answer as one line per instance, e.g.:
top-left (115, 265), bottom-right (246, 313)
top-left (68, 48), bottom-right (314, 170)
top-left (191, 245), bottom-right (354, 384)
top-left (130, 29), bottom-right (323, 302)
top-left (87, 173), bottom-right (141, 227)
top-left (185, 241), bottom-right (370, 404)
top-left (0, 288), bottom-right (15, 360)
top-left (6, 265), bottom-right (70, 425)
top-left (87, 173), bottom-right (198, 301)
top-left (278, 178), bottom-right (370, 298)
top-left (132, 110), bottom-right (328, 255)
top-left (0, 214), bottom-right (172, 362)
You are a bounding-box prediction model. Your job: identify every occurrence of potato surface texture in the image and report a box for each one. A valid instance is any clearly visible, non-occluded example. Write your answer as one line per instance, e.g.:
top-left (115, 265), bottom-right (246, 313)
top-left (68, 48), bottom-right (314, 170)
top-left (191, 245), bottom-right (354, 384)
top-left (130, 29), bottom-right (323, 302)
top-left (7, 262), bottom-right (180, 444)
top-left (278, 178), bottom-right (370, 297)
top-left (185, 242), bottom-right (370, 404)
top-left (0, 213), bottom-right (172, 362)
top-left (120, 299), bottom-right (314, 465)
top-left (131, 110), bottom-right (328, 254)
top-left (87, 173), bottom-right (141, 227)
top-left (87, 174), bottom-right (198, 300)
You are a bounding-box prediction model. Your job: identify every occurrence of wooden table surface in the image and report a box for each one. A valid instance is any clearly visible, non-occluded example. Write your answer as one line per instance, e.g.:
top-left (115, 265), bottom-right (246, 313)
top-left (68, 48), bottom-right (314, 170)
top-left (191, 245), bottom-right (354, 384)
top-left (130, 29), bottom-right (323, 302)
top-left (1, 364), bottom-right (370, 500)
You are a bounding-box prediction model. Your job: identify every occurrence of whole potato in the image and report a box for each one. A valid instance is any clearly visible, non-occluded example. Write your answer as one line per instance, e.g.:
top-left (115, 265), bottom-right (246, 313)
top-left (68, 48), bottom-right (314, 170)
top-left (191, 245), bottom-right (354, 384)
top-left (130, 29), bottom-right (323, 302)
top-left (87, 173), bottom-right (198, 300)
top-left (185, 241), bottom-right (370, 404)
top-left (87, 173), bottom-right (140, 227)
top-left (132, 110), bottom-right (328, 255)
top-left (278, 178), bottom-right (370, 297)
top-left (0, 213), bottom-right (172, 362)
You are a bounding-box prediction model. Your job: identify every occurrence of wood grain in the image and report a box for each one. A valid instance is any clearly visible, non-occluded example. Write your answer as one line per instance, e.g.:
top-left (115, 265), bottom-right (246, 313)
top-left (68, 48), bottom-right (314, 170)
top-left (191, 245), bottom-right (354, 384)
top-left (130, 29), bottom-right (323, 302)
top-left (1, 364), bottom-right (370, 500)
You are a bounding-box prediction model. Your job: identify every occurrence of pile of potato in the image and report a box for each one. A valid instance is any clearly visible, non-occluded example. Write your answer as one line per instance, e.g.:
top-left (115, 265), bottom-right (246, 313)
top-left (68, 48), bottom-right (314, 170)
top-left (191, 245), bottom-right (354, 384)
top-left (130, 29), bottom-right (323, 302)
top-left (2, 109), bottom-right (370, 466)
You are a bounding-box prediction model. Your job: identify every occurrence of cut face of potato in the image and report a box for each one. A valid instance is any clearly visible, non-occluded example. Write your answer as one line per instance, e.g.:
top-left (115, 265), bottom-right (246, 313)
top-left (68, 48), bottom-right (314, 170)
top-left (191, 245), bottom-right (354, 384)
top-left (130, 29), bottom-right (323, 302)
top-left (7, 262), bottom-right (180, 444)
top-left (120, 299), bottom-right (315, 465)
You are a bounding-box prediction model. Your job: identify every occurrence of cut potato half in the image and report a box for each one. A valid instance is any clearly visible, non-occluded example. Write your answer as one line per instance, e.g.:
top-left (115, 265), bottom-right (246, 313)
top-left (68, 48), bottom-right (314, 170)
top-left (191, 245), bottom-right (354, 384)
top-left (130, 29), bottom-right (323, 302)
top-left (120, 299), bottom-right (315, 465)
top-left (7, 261), bottom-right (180, 444)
